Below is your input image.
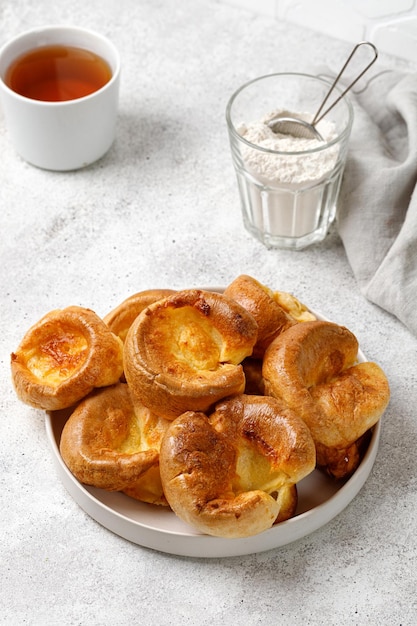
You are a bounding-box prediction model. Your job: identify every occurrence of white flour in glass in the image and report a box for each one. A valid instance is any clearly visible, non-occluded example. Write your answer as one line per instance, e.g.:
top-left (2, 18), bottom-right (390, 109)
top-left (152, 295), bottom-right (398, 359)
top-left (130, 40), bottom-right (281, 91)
top-left (237, 110), bottom-right (341, 239)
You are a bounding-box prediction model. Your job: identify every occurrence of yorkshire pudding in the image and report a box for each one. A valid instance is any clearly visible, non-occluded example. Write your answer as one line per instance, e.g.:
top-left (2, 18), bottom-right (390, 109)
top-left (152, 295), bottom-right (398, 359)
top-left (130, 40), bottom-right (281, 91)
top-left (274, 484), bottom-right (298, 524)
top-left (159, 394), bottom-right (316, 538)
top-left (11, 306), bottom-right (124, 411)
top-left (263, 320), bottom-right (390, 478)
top-left (104, 289), bottom-right (176, 342)
top-left (60, 382), bottom-right (170, 505)
top-left (123, 289), bottom-right (258, 420)
top-left (224, 275), bottom-right (315, 358)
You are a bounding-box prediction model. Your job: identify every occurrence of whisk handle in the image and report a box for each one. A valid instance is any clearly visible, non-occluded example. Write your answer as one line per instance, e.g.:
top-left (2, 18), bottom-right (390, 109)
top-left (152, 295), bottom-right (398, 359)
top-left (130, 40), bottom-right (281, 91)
top-left (312, 41), bottom-right (378, 126)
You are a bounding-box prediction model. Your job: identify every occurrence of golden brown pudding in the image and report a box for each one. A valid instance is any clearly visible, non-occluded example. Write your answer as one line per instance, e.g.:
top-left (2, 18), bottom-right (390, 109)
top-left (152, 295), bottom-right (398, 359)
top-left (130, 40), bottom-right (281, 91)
top-left (159, 394), bottom-right (316, 538)
top-left (224, 275), bottom-right (315, 358)
top-left (60, 382), bottom-right (170, 504)
top-left (263, 320), bottom-right (390, 478)
top-left (104, 289), bottom-right (176, 342)
top-left (123, 289), bottom-right (258, 420)
top-left (11, 306), bottom-right (124, 411)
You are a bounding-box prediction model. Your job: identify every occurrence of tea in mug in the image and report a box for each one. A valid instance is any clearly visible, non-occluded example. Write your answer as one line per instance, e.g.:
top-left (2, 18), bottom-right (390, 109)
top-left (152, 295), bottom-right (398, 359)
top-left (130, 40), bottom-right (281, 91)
top-left (5, 44), bottom-right (112, 101)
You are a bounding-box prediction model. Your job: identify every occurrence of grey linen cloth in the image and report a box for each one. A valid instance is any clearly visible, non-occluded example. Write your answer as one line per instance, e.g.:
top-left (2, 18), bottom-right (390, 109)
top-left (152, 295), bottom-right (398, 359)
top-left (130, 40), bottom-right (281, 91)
top-left (336, 70), bottom-right (417, 336)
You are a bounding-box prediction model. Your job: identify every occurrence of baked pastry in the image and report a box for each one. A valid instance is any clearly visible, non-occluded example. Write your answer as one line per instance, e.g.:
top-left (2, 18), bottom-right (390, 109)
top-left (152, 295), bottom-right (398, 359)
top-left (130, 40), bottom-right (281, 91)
top-left (224, 275), bottom-right (314, 358)
top-left (159, 394), bottom-right (316, 538)
top-left (11, 306), bottom-right (124, 411)
top-left (124, 289), bottom-right (258, 420)
top-left (104, 289), bottom-right (176, 342)
top-left (272, 290), bottom-right (317, 323)
top-left (262, 320), bottom-right (390, 478)
top-left (274, 484), bottom-right (298, 524)
top-left (60, 382), bottom-right (170, 505)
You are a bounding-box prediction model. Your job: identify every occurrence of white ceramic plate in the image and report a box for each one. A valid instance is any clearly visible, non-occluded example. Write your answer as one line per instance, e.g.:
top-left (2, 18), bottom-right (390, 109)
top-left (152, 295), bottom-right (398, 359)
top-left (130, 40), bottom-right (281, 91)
top-left (44, 298), bottom-right (381, 558)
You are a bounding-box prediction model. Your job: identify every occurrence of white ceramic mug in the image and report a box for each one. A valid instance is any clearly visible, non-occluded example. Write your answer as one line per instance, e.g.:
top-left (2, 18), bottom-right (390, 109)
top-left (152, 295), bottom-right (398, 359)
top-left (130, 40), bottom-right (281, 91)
top-left (0, 25), bottom-right (120, 171)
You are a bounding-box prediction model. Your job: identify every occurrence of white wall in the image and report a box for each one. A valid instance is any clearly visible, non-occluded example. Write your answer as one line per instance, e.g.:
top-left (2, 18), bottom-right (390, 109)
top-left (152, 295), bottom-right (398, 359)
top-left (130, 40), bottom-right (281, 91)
top-left (218, 0), bottom-right (417, 62)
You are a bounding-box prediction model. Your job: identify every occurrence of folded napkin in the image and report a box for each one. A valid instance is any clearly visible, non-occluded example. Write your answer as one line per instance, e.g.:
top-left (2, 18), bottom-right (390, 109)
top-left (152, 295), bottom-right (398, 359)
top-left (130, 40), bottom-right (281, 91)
top-left (336, 69), bottom-right (417, 336)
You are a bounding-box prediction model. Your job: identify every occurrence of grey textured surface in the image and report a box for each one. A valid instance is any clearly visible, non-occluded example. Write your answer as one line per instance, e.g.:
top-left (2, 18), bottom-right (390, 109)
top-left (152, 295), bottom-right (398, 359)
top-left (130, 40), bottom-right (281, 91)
top-left (1, 1), bottom-right (416, 624)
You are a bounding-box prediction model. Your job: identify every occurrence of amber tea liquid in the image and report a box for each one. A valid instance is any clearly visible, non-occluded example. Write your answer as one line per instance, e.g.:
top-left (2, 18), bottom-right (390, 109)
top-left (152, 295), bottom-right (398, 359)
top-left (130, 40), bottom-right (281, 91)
top-left (5, 44), bottom-right (112, 101)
